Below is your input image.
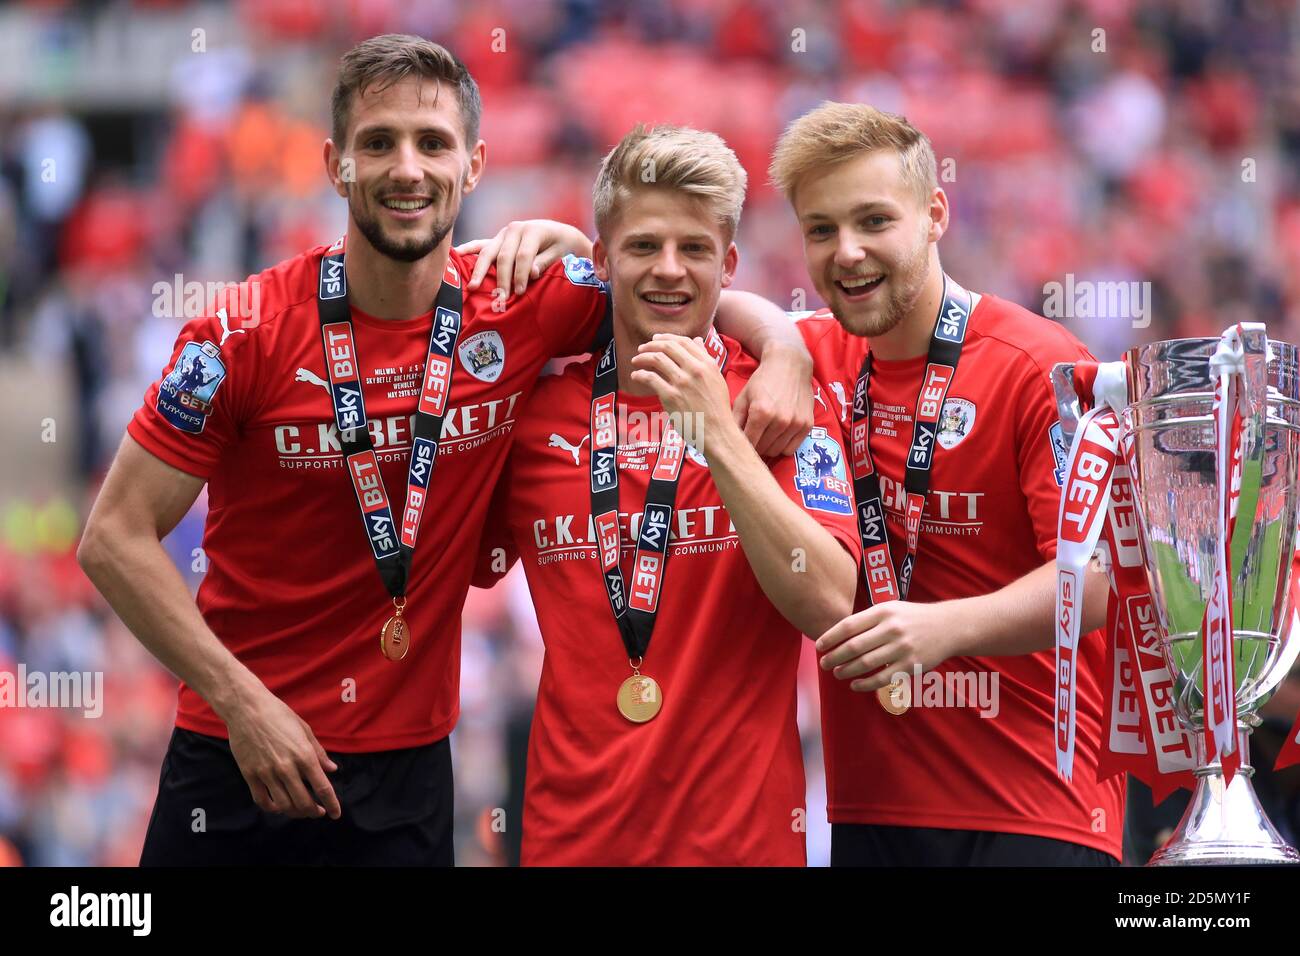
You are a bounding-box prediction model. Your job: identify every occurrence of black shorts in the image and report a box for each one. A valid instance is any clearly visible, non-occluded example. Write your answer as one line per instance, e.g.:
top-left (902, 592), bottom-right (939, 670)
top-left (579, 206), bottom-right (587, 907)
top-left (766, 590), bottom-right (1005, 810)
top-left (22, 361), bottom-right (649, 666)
top-left (139, 727), bottom-right (454, 866)
top-left (831, 823), bottom-right (1120, 867)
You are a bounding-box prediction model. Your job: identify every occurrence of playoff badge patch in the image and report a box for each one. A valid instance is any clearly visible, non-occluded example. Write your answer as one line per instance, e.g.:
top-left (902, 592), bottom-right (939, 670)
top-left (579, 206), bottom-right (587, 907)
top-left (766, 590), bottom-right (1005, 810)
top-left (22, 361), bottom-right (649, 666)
top-left (1048, 421), bottom-right (1069, 486)
top-left (157, 340), bottom-right (227, 434)
top-left (794, 427), bottom-right (852, 515)
top-left (562, 254), bottom-right (604, 289)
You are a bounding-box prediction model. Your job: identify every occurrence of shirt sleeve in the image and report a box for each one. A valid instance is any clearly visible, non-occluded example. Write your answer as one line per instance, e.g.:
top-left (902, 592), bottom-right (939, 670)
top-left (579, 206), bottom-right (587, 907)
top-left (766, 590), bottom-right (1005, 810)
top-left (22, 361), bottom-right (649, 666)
top-left (794, 312), bottom-right (859, 444)
top-left (1016, 339), bottom-right (1094, 562)
top-left (794, 312), bottom-right (835, 363)
top-left (471, 455), bottom-right (520, 589)
top-left (125, 307), bottom-right (260, 479)
top-left (524, 254), bottom-right (612, 358)
top-left (767, 381), bottom-right (863, 564)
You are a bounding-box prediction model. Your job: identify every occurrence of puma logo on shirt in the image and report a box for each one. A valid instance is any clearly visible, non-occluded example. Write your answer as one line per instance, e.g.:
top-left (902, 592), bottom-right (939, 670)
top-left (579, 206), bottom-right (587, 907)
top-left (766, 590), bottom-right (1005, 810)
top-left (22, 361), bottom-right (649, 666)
top-left (548, 432), bottom-right (589, 465)
top-left (217, 308), bottom-right (247, 347)
top-left (828, 380), bottom-right (851, 423)
top-left (295, 367), bottom-right (332, 394)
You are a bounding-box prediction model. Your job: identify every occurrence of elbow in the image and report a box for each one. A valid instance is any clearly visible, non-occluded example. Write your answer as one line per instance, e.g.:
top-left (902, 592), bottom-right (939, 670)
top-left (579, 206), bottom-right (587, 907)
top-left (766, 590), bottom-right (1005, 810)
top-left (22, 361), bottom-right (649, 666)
top-left (807, 552), bottom-right (858, 639)
top-left (76, 514), bottom-right (117, 580)
top-left (76, 520), bottom-right (103, 577)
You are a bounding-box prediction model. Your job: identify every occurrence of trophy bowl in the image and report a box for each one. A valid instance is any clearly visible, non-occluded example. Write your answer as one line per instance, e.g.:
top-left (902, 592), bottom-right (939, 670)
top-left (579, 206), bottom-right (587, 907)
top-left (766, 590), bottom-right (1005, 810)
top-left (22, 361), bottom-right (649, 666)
top-left (1123, 328), bottom-right (1300, 864)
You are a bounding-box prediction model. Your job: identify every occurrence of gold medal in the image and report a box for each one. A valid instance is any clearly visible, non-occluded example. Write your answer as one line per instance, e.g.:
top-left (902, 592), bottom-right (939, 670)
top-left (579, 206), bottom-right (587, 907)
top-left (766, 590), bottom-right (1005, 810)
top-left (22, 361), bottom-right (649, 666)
top-left (380, 596), bottom-right (411, 662)
top-left (877, 676), bottom-right (909, 715)
top-left (617, 658), bottom-right (662, 723)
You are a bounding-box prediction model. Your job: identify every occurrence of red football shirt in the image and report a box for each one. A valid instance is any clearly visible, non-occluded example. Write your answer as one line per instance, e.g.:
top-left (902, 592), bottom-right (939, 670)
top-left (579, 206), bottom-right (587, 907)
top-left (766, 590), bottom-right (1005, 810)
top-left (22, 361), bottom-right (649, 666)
top-left (797, 291), bottom-right (1126, 860)
top-left (127, 243), bottom-right (609, 751)
top-left (475, 335), bottom-right (861, 865)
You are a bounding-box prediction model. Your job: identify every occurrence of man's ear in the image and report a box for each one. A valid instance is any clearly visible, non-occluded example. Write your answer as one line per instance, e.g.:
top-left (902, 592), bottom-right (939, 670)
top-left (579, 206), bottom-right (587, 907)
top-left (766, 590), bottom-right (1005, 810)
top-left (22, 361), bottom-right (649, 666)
top-left (592, 238), bottom-right (610, 282)
top-left (324, 139), bottom-right (349, 199)
top-left (461, 139), bottom-right (487, 196)
top-left (927, 187), bottom-right (950, 243)
top-left (720, 241), bottom-right (739, 289)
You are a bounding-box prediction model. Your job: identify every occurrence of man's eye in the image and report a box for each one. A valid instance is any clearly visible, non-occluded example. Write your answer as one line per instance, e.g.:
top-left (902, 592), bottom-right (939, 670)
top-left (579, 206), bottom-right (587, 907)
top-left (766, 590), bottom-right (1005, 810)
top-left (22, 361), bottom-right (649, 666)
top-left (807, 224), bottom-right (833, 238)
top-left (365, 138), bottom-right (389, 150)
top-left (422, 138), bottom-right (445, 151)
top-left (864, 216), bottom-right (889, 228)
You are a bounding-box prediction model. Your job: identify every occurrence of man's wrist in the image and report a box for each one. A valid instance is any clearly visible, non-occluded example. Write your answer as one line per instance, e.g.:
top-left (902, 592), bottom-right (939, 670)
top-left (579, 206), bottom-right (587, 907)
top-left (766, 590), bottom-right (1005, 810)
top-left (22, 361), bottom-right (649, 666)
top-left (702, 414), bottom-right (754, 471)
top-left (941, 596), bottom-right (979, 660)
top-left (206, 662), bottom-right (267, 725)
top-left (760, 337), bottom-right (812, 369)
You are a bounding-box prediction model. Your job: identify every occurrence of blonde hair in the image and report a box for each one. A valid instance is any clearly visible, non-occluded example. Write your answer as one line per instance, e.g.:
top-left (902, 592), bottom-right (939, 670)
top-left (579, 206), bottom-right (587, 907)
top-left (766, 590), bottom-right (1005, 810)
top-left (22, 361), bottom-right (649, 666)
top-left (769, 102), bottom-right (937, 206)
top-left (593, 125), bottom-right (748, 242)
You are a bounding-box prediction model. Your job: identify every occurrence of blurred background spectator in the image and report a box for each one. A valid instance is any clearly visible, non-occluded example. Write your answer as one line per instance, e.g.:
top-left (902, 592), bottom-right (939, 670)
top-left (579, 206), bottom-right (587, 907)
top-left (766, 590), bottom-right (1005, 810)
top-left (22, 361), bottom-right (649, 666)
top-left (2, 0), bottom-right (1299, 866)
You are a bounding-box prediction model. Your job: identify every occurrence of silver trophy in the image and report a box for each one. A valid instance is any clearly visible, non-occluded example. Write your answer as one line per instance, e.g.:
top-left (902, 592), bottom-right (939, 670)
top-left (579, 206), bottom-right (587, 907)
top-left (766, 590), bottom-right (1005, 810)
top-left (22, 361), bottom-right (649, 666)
top-left (1053, 326), bottom-right (1300, 865)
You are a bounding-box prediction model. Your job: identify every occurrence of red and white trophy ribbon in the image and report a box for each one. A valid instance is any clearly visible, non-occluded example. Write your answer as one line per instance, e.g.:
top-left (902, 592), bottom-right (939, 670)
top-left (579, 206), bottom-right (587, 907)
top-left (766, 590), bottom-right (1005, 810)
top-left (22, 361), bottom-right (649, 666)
top-left (1103, 445), bottom-right (1197, 798)
top-left (1202, 326), bottom-right (1247, 786)
top-left (1057, 360), bottom-right (1196, 795)
top-left (1055, 406), bottom-right (1121, 781)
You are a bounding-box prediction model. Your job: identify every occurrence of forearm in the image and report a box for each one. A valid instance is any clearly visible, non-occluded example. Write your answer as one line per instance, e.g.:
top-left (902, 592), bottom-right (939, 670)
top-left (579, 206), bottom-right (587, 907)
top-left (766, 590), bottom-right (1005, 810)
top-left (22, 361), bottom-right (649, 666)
top-left (706, 421), bottom-right (856, 637)
top-left (716, 290), bottom-right (810, 364)
top-left (946, 559), bottom-right (1110, 658)
top-left (78, 525), bottom-right (264, 721)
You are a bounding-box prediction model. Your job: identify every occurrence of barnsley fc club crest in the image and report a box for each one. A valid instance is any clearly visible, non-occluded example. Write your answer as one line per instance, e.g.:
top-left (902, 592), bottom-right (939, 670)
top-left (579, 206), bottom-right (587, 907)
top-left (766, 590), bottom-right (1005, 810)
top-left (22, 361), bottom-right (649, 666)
top-left (937, 398), bottom-right (976, 450)
top-left (458, 330), bottom-right (505, 383)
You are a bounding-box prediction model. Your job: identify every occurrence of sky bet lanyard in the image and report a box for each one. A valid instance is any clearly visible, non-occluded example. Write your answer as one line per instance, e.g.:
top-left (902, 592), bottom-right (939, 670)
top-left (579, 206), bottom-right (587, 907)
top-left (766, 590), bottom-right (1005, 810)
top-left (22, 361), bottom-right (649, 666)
top-left (316, 246), bottom-right (464, 662)
top-left (589, 327), bottom-right (728, 723)
top-left (851, 274), bottom-right (972, 605)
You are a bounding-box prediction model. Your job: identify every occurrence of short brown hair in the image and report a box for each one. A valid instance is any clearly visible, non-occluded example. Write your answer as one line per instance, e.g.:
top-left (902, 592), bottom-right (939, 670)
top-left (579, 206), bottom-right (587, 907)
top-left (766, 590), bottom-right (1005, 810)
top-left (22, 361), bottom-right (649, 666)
top-left (769, 102), bottom-right (937, 206)
top-left (330, 34), bottom-right (482, 147)
top-left (592, 125), bottom-right (748, 243)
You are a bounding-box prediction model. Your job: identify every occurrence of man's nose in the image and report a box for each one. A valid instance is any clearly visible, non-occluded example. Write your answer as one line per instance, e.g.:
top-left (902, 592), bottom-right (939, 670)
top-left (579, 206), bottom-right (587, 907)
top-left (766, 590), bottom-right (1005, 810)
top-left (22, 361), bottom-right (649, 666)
top-left (388, 140), bottom-right (423, 186)
top-left (652, 246), bottom-right (687, 280)
top-left (834, 232), bottom-right (867, 271)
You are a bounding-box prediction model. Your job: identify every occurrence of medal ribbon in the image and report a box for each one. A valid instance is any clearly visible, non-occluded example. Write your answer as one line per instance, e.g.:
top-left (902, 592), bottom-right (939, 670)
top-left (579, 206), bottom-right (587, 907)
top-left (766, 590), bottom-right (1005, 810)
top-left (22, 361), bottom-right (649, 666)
top-left (589, 327), bottom-right (728, 660)
top-left (1054, 405), bottom-right (1121, 780)
top-left (315, 242), bottom-right (464, 599)
top-left (850, 275), bottom-right (972, 604)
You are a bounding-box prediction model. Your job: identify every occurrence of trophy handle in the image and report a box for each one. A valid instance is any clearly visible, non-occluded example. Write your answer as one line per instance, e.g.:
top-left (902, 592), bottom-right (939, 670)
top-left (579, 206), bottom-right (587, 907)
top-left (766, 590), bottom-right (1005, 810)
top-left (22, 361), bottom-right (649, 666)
top-left (1049, 362), bottom-right (1083, 451)
top-left (1250, 606), bottom-right (1300, 702)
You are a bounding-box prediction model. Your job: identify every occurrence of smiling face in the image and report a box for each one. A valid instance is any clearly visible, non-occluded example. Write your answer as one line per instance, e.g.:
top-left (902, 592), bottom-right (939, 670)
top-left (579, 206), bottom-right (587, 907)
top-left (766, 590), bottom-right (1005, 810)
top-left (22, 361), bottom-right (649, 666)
top-left (593, 188), bottom-right (738, 345)
top-left (326, 75), bottom-right (484, 263)
top-left (792, 149), bottom-right (945, 338)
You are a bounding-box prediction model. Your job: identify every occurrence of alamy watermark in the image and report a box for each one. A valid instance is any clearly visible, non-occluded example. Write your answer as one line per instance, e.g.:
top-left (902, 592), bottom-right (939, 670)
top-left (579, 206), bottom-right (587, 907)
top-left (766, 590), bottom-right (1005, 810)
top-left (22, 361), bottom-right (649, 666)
top-left (620, 406), bottom-right (705, 449)
top-left (152, 275), bottom-right (262, 330)
top-left (0, 665), bottom-right (103, 718)
top-left (879, 663), bottom-right (1000, 718)
top-left (50, 886), bottom-right (150, 936)
top-left (548, 406), bottom-right (708, 467)
top-left (1042, 274), bottom-right (1151, 329)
